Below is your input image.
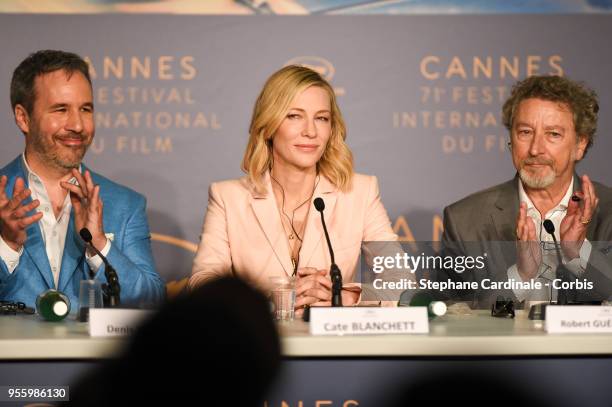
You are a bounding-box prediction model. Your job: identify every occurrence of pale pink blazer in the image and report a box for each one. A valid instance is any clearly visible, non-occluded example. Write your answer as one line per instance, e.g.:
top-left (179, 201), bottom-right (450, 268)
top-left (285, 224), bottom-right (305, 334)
top-left (189, 172), bottom-right (397, 291)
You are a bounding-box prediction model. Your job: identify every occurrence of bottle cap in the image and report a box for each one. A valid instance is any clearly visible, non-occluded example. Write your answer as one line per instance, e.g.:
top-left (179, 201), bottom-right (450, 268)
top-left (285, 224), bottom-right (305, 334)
top-left (53, 301), bottom-right (69, 316)
top-left (430, 301), bottom-right (447, 317)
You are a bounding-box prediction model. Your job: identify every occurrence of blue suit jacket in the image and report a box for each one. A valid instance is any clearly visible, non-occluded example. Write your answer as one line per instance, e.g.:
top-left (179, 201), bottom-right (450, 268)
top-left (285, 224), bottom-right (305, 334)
top-left (0, 156), bottom-right (165, 309)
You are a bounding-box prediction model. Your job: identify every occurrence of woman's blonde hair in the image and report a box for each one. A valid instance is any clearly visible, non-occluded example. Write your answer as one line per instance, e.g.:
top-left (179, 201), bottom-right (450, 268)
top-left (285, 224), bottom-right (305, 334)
top-left (241, 65), bottom-right (353, 194)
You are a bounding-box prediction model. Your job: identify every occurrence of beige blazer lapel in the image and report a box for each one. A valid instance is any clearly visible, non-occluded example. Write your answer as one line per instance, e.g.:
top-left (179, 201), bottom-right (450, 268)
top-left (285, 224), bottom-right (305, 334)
top-left (248, 173), bottom-right (294, 276)
top-left (300, 175), bottom-right (338, 268)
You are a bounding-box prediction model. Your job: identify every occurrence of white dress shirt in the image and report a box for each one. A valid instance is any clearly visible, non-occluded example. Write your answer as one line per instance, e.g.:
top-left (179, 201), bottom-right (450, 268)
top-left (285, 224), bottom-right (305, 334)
top-left (0, 154), bottom-right (110, 288)
top-left (508, 178), bottom-right (592, 302)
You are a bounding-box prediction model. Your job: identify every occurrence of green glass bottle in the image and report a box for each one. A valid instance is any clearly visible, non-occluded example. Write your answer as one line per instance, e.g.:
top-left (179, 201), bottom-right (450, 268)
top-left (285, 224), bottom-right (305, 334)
top-left (407, 292), bottom-right (447, 319)
top-left (36, 289), bottom-right (71, 322)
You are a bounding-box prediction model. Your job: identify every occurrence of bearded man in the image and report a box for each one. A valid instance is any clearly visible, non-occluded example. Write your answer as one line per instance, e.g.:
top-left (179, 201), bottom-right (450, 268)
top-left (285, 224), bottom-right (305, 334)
top-left (0, 50), bottom-right (164, 308)
top-left (439, 75), bottom-right (612, 306)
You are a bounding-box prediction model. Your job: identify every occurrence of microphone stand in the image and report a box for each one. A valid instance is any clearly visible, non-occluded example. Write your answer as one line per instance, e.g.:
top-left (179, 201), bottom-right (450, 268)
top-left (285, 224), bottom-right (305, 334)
top-left (80, 228), bottom-right (121, 307)
top-left (543, 220), bottom-right (569, 305)
top-left (103, 266), bottom-right (121, 308)
top-left (302, 198), bottom-right (344, 322)
top-left (314, 198), bottom-right (343, 307)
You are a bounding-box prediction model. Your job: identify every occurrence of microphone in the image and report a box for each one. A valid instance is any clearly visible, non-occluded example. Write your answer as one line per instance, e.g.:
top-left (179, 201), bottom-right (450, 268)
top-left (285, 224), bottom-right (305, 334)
top-left (79, 228), bottom-right (121, 307)
top-left (542, 219), bottom-right (569, 305)
top-left (542, 220), bottom-right (562, 263)
top-left (313, 198), bottom-right (342, 307)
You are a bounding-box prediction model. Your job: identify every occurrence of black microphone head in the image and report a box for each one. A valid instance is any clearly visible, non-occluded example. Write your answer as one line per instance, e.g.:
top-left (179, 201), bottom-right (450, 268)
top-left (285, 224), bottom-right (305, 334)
top-left (543, 219), bottom-right (555, 234)
top-left (79, 228), bottom-right (93, 243)
top-left (313, 197), bottom-right (325, 212)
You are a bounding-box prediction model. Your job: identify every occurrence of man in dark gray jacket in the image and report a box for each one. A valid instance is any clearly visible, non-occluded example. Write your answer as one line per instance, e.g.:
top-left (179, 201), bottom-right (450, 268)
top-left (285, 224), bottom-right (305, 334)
top-left (439, 75), bottom-right (612, 307)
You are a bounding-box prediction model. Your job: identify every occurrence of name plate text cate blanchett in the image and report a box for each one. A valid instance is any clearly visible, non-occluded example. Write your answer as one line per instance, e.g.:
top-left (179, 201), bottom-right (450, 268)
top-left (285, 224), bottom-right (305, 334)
top-left (309, 307), bottom-right (429, 336)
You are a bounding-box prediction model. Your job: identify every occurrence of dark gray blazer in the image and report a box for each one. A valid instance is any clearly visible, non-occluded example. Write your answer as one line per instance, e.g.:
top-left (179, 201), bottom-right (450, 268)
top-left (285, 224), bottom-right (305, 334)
top-left (439, 175), bottom-right (612, 307)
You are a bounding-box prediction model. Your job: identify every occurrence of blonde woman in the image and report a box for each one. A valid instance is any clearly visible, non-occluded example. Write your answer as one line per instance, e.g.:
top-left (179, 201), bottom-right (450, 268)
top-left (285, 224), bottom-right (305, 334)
top-left (189, 65), bottom-right (397, 314)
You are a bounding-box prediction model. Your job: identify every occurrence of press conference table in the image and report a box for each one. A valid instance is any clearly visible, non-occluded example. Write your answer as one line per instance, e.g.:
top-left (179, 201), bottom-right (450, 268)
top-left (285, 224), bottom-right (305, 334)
top-left (1, 311), bottom-right (612, 405)
top-left (1, 310), bottom-right (612, 359)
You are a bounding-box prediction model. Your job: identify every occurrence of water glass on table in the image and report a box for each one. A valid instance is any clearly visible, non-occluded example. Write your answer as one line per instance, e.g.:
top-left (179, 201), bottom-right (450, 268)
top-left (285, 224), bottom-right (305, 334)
top-left (269, 276), bottom-right (296, 321)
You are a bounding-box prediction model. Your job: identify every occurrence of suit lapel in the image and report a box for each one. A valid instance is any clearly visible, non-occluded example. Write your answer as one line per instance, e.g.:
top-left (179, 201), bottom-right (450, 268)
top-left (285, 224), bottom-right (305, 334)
top-left (491, 177), bottom-right (520, 241)
top-left (9, 157), bottom-right (54, 290)
top-left (249, 173), bottom-right (294, 276)
top-left (58, 213), bottom-right (85, 291)
top-left (301, 176), bottom-right (337, 267)
top-left (474, 177), bottom-right (520, 277)
top-left (23, 221), bottom-right (55, 290)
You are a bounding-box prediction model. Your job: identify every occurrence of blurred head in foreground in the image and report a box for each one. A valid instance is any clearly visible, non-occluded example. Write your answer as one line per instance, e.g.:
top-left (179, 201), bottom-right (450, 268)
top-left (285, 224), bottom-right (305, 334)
top-left (68, 277), bottom-right (281, 406)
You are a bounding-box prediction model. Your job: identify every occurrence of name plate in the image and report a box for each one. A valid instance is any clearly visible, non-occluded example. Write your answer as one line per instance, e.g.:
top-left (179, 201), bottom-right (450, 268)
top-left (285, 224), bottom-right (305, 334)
top-left (309, 307), bottom-right (428, 336)
top-left (89, 309), bottom-right (153, 337)
top-left (545, 306), bottom-right (612, 333)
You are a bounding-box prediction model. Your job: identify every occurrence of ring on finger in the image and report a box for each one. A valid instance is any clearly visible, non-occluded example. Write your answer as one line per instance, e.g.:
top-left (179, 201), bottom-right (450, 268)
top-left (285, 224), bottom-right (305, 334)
top-left (580, 218), bottom-right (591, 225)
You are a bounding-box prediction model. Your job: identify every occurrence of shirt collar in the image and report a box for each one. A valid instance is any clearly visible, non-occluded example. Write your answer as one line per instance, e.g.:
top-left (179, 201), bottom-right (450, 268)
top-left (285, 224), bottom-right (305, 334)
top-left (518, 177), bottom-right (574, 213)
top-left (22, 153), bottom-right (39, 183)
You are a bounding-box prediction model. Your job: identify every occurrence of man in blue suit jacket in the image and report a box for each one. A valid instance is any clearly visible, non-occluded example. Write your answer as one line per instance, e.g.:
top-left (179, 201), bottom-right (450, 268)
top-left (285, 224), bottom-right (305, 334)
top-left (0, 50), bottom-right (164, 308)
